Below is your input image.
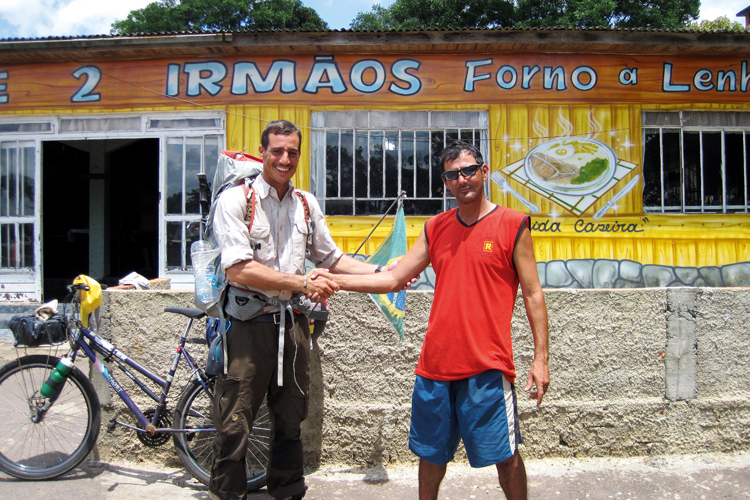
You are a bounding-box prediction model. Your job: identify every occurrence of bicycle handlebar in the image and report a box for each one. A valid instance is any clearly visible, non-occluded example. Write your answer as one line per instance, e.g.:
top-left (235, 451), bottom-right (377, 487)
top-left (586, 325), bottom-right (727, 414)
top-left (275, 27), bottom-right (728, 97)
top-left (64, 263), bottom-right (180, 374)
top-left (67, 283), bottom-right (108, 292)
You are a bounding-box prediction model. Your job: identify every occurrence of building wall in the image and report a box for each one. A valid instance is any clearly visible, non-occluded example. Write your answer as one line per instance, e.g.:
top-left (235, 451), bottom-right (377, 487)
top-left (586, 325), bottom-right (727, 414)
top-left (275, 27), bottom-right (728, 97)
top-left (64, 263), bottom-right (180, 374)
top-left (219, 100), bottom-right (750, 267)
top-left (96, 288), bottom-right (750, 467)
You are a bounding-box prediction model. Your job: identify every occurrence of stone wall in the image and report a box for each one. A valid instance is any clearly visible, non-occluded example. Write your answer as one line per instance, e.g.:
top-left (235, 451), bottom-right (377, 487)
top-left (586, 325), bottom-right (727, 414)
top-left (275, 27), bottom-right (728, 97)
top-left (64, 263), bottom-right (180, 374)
top-left (97, 287), bottom-right (750, 468)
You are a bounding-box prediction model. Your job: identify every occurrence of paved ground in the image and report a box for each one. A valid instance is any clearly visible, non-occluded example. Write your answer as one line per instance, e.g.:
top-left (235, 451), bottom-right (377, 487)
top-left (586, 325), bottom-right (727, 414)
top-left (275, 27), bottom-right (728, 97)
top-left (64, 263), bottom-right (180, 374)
top-left (1, 452), bottom-right (749, 499)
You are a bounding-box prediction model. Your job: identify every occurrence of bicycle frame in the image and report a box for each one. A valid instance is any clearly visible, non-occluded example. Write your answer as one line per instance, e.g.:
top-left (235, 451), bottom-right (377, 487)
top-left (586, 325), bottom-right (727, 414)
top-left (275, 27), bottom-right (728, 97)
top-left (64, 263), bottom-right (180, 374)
top-left (67, 315), bottom-right (214, 435)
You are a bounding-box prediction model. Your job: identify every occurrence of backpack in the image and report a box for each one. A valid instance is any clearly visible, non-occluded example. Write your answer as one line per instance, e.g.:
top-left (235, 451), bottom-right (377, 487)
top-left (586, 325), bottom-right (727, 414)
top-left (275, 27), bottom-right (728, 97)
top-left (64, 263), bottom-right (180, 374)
top-left (192, 150), bottom-right (314, 318)
top-left (192, 150), bottom-right (263, 317)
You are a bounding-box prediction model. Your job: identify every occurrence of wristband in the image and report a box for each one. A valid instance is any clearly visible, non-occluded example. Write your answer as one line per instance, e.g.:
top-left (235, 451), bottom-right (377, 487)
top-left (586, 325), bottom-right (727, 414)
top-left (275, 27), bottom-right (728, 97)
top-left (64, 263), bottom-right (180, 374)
top-left (302, 274), bottom-right (308, 292)
top-left (375, 265), bottom-right (383, 273)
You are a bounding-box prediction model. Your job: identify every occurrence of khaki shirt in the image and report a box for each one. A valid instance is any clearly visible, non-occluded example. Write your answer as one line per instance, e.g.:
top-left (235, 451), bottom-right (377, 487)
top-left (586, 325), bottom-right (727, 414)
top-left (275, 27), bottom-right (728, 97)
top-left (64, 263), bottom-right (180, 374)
top-left (213, 176), bottom-right (343, 300)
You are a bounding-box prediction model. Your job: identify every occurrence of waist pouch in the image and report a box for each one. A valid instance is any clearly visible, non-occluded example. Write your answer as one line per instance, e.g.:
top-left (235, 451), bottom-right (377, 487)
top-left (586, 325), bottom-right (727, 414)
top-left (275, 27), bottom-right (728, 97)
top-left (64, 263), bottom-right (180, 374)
top-left (225, 287), bottom-right (316, 320)
top-left (225, 287), bottom-right (266, 321)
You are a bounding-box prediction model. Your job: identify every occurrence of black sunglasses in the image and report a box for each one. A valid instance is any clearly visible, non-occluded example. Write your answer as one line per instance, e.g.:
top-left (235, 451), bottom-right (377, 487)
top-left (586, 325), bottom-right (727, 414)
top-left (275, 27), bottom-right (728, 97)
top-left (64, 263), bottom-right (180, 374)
top-left (441, 164), bottom-right (483, 181)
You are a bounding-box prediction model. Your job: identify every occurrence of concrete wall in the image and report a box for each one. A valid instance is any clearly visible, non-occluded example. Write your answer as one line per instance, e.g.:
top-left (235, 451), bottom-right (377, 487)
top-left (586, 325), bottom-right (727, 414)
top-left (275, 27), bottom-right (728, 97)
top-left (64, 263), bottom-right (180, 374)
top-left (97, 287), bottom-right (750, 467)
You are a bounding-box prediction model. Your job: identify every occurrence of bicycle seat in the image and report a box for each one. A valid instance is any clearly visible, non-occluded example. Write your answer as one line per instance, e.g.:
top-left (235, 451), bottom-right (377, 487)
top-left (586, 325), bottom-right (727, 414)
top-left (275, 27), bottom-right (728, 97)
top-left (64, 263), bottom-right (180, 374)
top-left (164, 307), bottom-right (207, 319)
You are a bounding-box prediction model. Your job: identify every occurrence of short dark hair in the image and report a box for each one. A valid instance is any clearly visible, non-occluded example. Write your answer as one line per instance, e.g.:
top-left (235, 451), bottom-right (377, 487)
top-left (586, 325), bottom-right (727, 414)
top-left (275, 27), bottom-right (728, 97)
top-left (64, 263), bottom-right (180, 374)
top-left (261, 120), bottom-right (302, 149)
top-left (438, 141), bottom-right (484, 173)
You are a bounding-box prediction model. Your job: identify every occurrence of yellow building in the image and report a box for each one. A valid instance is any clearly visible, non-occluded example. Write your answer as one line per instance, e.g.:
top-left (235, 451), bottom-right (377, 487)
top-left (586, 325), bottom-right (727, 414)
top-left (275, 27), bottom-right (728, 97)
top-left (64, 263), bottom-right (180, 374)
top-left (1, 28), bottom-right (749, 300)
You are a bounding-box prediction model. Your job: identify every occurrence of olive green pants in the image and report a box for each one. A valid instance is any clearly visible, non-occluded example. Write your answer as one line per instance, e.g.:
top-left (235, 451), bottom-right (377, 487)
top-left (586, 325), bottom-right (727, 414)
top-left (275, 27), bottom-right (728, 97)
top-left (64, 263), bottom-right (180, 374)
top-left (209, 314), bottom-right (310, 500)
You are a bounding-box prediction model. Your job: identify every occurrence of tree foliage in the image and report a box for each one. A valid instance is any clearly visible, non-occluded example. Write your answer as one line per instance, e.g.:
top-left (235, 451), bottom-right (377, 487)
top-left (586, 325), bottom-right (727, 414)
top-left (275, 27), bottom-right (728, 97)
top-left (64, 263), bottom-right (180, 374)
top-left (111, 0), bottom-right (327, 34)
top-left (352, 0), bottom-right (517, 29)
top-left (350, 0), bottom-right (700, 30)
top-left (690, 15), bottom-right (745, 31)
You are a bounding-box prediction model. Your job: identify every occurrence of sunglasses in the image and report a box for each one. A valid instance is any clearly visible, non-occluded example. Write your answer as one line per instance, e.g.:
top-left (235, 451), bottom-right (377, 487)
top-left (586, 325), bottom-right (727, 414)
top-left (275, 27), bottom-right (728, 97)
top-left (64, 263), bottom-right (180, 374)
top-left (441, 164), bottom-right (483, 181)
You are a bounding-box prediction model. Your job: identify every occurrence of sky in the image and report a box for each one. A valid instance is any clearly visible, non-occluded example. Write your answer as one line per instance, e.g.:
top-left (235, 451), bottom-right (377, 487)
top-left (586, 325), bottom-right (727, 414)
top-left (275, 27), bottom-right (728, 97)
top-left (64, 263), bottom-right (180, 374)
top-left (0, 0), bottom-right (746, 39)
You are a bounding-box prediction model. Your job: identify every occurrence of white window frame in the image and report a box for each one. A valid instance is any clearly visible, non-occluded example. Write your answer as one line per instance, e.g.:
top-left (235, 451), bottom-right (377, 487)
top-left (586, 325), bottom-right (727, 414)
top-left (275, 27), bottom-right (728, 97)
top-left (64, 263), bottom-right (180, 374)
top-left (310, 110), bottom-right (490, 216)
top-left (0, 112), bottom-right (225, 298)
top-left (643, 110), bottom-right (750, 214)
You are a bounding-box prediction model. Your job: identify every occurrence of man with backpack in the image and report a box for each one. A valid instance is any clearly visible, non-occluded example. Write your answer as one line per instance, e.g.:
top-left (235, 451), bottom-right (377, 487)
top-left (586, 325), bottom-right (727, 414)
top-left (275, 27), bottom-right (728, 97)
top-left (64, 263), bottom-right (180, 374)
top-left (327, 141), bottom-right (550, 500)
top-left (209, 120), bottom-right (386, 500)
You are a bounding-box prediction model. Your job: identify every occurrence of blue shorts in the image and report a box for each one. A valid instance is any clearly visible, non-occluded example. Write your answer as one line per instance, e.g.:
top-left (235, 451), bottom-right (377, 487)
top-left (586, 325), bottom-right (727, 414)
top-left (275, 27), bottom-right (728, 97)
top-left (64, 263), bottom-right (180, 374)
top-left (409, 370), bottom-right (521, 468)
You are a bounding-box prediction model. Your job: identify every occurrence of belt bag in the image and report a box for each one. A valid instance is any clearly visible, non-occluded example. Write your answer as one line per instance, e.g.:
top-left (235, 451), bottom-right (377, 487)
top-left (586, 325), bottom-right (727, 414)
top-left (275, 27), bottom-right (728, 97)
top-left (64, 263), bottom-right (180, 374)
top-left (225, 287), bottom-right (316, 320)
top-left (225, 287), bottom-right (266, 321)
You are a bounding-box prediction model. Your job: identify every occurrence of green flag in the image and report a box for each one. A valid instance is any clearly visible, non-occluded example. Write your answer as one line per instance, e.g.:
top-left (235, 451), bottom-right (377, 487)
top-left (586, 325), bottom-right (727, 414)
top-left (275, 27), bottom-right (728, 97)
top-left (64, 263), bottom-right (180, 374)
top-left (366, 204), bottom-right (408, 339)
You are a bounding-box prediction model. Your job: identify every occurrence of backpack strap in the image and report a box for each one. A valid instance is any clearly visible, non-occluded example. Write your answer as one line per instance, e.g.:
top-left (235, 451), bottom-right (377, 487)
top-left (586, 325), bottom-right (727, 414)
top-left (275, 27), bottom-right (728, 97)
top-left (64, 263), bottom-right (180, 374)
top-left (240, 182), bottom-right (312, 244)
top-left (242, 178), bottom-right (256, 235)
top-left (293, 190), bottom-right (313, 244)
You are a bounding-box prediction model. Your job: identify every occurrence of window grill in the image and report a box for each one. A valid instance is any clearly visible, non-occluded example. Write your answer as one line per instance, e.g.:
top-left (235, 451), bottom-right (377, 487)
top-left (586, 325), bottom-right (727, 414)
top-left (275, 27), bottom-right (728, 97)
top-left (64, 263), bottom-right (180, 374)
top-left (311, 111), bottom-right (489, 215)
top-left (643, 111), bottom-right (750, 214)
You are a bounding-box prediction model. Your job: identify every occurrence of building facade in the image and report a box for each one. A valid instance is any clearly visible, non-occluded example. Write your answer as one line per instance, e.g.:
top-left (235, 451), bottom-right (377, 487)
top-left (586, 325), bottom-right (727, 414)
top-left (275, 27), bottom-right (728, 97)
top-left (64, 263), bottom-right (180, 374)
top-left (1, 28), bottom-right (749, 300)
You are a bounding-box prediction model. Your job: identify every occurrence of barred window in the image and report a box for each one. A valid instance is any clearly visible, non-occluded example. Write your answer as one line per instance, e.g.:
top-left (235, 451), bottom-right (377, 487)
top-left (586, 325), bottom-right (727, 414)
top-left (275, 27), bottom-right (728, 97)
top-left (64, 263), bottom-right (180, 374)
top-left (310, 111), bottom-right (489, 215)
top-left (164, 135), bottom-right (222, 271)
top-left (643, 111), bottom-right (750, 213)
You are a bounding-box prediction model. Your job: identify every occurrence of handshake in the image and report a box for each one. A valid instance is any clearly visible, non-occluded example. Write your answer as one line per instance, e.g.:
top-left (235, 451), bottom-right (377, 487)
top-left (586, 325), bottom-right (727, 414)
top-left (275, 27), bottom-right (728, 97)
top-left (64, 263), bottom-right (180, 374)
top-left (302, 259), bottom-right (416, 303)
top-left (302, 269), bottom-right (340, 302)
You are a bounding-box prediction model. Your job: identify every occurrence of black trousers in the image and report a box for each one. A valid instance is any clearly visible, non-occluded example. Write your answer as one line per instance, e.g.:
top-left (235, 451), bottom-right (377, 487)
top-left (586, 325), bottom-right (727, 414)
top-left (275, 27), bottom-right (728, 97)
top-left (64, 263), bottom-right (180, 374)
top-left (209, 314), bottom-right (311, 500)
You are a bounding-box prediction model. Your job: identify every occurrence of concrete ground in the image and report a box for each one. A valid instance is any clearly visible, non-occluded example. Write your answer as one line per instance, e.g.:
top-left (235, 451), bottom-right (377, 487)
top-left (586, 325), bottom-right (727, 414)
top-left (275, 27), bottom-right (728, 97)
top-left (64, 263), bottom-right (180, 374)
top-left (1, 452), bottom-right (749, 499)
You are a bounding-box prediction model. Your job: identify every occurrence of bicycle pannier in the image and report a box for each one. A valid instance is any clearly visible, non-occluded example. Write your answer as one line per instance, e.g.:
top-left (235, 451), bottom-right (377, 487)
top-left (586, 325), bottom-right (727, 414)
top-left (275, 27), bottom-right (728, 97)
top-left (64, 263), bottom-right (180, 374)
top-left (9, 314), bottom-right (68, 347)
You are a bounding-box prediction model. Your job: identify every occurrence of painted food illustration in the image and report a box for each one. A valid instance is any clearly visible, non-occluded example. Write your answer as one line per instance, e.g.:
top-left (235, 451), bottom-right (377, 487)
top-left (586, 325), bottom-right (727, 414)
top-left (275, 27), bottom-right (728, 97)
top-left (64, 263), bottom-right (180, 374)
top-left (524, 138), bottom-right (616, 195)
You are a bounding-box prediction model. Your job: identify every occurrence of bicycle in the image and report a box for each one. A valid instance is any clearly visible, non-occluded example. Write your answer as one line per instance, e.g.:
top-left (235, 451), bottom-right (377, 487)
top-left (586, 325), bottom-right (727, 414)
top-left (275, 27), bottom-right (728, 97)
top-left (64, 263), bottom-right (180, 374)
top-left (0, 280), bottom-right (270, 491)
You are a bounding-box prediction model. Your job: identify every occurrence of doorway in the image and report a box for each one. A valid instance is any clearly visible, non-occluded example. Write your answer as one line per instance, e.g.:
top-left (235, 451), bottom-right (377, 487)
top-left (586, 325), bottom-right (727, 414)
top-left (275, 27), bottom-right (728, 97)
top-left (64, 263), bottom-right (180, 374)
top-left (41, 138), bottom-right (159, 301)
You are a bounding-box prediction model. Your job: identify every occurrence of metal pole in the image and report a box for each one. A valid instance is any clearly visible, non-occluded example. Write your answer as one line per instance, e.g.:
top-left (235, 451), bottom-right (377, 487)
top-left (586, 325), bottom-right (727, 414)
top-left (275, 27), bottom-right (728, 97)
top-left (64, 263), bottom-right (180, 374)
top-left (352, 191), bottom-right (406, 257)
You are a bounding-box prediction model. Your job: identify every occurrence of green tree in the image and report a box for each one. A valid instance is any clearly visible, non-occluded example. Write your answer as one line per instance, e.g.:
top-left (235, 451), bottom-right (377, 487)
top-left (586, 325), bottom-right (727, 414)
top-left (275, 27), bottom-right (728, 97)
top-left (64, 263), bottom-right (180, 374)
top-left (351, 0), bottom-right (700, 30)
top-left (610, 0), bottom-right (700, 29)
top-left (111, 0), bottom-right (327, 34)
top-left (690, 15), bottom-right (745, 31)
top-left (351, 0), bottom-right (517, 30)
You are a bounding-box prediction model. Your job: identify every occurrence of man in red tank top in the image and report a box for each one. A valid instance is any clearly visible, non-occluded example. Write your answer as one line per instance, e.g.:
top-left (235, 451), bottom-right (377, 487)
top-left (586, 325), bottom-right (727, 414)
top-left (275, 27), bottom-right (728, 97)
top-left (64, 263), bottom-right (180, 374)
top-left (329, 141), bottom-right (550, 500)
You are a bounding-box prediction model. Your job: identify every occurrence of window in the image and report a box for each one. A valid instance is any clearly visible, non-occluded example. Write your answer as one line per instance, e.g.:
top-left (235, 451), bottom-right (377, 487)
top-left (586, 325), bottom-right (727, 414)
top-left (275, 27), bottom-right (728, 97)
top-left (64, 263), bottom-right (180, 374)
top-left (643, 111), bottom-right (750, 213)
top-left (164, 135), bottom-right (221, 271)
top-left (311, 111), bottom-right (489, 215)
top-left (0, 141), bottom-right (35, 269)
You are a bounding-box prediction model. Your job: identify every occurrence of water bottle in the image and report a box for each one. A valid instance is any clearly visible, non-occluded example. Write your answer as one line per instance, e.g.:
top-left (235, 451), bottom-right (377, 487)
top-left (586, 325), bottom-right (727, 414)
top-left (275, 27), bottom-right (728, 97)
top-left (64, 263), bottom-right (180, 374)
top-left (40, 356), bottom-right (74, 398)
top-left (192, 240), bottom-right (219, 303)
top-left (195, 272), bottom-right (219, 303)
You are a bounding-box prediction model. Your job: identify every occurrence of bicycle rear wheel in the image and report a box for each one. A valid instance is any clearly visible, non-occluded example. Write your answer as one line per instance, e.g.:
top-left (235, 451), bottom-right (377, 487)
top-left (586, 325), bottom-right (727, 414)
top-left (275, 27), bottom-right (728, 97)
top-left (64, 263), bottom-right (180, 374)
top-left (172, 377), bottom-right (270, 492)
top-left (0, 354), bottom-right (101, 479)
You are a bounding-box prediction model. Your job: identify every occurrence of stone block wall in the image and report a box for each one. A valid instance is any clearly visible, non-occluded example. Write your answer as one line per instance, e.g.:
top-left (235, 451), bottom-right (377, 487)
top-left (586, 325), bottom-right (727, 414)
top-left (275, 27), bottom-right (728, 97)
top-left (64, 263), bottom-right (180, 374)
top-left (97, 287), bottom-right (750, 468)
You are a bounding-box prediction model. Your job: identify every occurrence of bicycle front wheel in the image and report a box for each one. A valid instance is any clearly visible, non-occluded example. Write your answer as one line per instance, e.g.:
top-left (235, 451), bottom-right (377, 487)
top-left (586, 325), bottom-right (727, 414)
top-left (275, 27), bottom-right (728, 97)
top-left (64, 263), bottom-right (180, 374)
top-left (172, 377), bottom-right (270, 492)
top-left (0, 354), bottom-right (101, 479)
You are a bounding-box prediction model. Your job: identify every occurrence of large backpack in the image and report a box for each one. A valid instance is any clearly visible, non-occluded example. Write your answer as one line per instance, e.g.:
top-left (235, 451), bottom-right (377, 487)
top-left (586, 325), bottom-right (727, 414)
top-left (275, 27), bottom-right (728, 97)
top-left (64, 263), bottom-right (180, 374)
top-left (192, 150), bottom-right (263, 317)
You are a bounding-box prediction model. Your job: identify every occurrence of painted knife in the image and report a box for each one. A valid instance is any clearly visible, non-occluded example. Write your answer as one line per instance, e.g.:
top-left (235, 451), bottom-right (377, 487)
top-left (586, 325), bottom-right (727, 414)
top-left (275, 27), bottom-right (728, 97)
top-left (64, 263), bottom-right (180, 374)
top-left (592, 174), bottom-right (640, 220)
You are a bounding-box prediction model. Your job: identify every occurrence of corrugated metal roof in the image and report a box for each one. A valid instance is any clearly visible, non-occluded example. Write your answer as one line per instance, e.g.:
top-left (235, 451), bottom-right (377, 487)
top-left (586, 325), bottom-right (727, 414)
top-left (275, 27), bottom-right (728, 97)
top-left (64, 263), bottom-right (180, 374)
top-left (1, 25), bottom-right (748, 42)
top-left (1, 27), bottom-right (749, 64)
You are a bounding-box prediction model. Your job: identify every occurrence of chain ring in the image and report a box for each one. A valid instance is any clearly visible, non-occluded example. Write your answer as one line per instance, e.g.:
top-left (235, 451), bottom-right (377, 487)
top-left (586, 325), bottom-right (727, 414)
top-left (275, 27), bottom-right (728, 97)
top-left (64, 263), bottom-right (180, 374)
top-left (136, 408), bottom-right (172, 448)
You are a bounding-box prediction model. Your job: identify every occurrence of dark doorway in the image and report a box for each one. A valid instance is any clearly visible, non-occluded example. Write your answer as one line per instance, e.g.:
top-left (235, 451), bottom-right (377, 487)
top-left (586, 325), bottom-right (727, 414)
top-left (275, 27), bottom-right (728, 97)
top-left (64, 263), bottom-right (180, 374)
top-left (109, 139), bottom-right (159, 281)
top-left (42, 139), bottom-right (159, 301)
top-left (41, 142), bottom-right (90, 302)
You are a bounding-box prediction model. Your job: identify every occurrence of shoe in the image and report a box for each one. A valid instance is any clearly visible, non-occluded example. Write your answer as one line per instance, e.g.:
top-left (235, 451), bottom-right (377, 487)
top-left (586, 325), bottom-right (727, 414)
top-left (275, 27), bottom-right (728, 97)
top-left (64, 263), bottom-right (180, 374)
top-left (207, 491), bottom-right (221, 500)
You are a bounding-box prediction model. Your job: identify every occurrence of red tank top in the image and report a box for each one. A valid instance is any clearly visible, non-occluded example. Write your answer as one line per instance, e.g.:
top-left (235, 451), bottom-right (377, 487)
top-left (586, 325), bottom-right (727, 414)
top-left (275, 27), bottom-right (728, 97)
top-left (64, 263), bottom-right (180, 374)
top-left (415, 205), bottom-right (529, 383)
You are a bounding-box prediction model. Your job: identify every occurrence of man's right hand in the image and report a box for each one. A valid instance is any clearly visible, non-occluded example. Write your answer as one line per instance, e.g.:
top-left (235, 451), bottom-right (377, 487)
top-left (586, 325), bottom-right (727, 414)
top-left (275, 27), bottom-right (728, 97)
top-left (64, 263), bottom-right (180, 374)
top-left (305, 269), bottom-right (339, 302)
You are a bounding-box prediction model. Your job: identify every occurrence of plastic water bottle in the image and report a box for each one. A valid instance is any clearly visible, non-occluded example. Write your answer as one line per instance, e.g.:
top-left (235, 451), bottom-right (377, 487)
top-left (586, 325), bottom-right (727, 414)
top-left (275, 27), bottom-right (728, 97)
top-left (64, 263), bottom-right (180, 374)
top-left (40, 356), bottom-right (74, 398)
top-left (192, 240), bottom-right (219, 303)
top-left (195, 271), bottom-right (219, 303)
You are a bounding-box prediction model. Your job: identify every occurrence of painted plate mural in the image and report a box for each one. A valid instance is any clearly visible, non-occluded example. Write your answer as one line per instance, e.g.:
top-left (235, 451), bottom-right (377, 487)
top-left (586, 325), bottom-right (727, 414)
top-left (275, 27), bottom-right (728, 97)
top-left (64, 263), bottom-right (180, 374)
top-left (524, 138), bottom-right (616, 196)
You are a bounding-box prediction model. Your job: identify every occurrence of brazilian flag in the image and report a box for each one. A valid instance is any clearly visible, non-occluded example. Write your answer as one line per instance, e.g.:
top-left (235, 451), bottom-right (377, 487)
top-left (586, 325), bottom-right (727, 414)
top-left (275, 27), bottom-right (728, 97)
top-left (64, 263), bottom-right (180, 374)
top-left (366, 203), bottom-right (408, 339)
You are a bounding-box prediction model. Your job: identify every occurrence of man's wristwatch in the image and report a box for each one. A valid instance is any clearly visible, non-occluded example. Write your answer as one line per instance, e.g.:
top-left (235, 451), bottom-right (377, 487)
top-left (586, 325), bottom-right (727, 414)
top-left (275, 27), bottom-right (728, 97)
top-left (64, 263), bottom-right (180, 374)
top-left (374, 265), bottom-right (383, 273)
